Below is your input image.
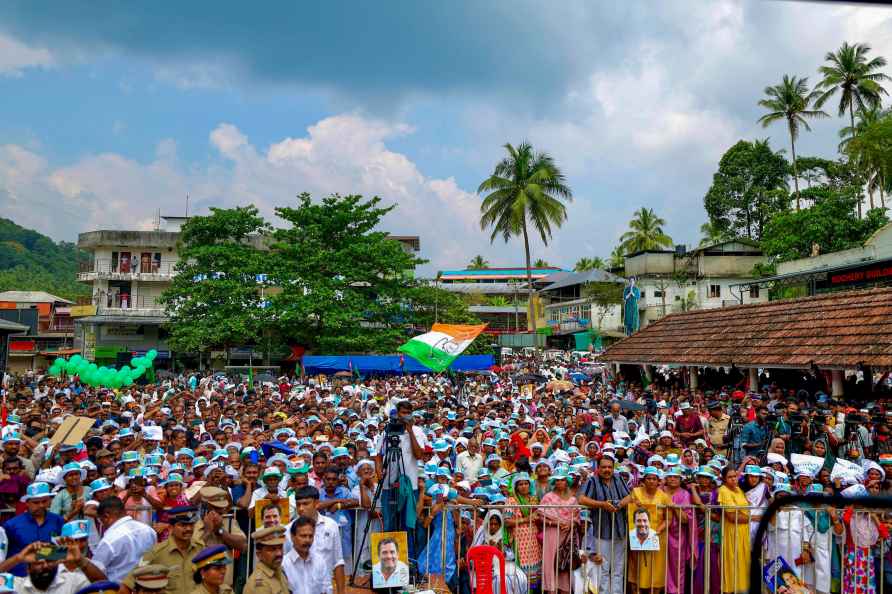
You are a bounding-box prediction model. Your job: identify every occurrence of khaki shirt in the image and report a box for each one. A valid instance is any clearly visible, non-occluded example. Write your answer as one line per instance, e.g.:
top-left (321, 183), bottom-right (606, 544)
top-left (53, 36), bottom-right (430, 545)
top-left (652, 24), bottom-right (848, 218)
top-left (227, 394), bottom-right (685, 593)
top-left (243, 561), bottom-right (289, 594)
top-left (706, 413), bottom-right (731, 453)
top-left (191, 583), bottom-right (234, 594)
top-left (124, 536), bottom-right (207, 594)
top-left (193, 516), bottom-right (245, 586)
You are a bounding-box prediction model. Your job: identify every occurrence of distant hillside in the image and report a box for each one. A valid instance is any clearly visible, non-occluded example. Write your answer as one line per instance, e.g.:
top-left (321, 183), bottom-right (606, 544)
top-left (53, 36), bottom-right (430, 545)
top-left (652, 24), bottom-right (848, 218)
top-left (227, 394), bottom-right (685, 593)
top-left (0, 218), bottom-right (89, 301)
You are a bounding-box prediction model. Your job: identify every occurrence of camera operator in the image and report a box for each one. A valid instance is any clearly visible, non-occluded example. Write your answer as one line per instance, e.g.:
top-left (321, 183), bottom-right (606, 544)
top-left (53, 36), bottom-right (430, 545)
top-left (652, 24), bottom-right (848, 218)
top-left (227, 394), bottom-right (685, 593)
top-left (875, 415), bottom-right (892, 456)
top-left (739, 407), bottom-right (770, 459)
top-left (374, 400), bottom-right (427, 537)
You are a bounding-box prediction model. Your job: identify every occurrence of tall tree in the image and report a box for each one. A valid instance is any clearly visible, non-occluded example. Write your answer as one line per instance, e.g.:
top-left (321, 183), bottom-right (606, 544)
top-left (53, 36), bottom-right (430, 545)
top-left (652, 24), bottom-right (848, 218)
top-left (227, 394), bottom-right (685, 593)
top-left (159, 206), bottom-right (273, 356)
top-left (533, 258), bottom-right (552, 268)
top-left (479, 142), bottom-right (573, 334)
top-left (698, 221), bottom-right (728, 246)
top-left (608, 246), bottom-right (626, 270)
top-left (846, 113), bottom-right (892, 209)
top-left (816, 42), bottom-right (890, 140)
top-left (574, 257), bottom-right (606, 272)
top-left (757, 75), bottom-right (828, 208)
top-left (467, 255), bottom-right (490, 270)
top-left (619, 208), bottom-right (673, 253)
top-left (704, 139), bottom-right (790, 239)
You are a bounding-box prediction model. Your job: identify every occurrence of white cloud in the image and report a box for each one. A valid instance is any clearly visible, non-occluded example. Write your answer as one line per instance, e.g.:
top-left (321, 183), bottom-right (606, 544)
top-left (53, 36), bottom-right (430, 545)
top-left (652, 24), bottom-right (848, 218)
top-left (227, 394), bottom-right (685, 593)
top-left (0, 114), bottom-right (496, 273)
top-left (0, 34), bottom-right (52, 76)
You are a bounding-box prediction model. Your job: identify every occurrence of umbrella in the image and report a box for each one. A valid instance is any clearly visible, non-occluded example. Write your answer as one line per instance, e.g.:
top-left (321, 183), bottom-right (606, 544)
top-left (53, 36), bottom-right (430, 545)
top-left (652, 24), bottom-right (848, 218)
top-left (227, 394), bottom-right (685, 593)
top-left (617, 399), bottom-right (645, 412)
top-left (569, 372), bottom-right (590, 383)
top-left (513, 373), bottom-right (548, 384)
top-left (547, 380), bottom-right (574, 391)
top-left (255, 372), bottom-right (276, 383)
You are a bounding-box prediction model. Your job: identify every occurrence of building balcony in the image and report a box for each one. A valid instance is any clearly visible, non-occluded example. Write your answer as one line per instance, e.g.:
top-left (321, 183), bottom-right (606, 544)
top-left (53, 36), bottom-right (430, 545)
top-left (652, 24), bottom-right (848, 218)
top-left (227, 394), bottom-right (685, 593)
top-left (93, 295), bottom-right (165, 318)
top-left (77, 259), bottom-right (176, 282)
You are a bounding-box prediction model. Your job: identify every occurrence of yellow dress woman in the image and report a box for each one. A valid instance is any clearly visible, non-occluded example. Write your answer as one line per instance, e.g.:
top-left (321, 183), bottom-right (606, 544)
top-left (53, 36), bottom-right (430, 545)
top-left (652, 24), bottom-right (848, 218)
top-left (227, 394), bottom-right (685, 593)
top-left (717, 466), bottom-right (750, 594)
top-left (628, 466), bottom-right (670, 591)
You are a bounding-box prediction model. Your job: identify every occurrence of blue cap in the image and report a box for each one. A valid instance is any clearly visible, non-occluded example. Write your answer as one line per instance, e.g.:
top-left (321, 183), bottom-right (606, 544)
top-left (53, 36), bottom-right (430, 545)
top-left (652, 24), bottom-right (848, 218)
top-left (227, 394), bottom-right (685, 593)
top-left (62, 462), bottom-right (84, 478)
top-left (0, 573), bottom-right (13, 593)
top-left (162, 473), bottom-right (184, 486)
top-left (192, 545), bottom-right (231, 570)
top-left (486, 454), bottom-right (501, 465)
top-left (744, 465), bottom-right (763, 476)
top-left (75, 581), bottom-right (120, 594)
top-left (332, 447), bottom-right (350, 459)
top-left (89, 478), bottom-right (114, 493)
top-left (168, 506), bottom-right (199, 524)
top-left (56, 519), bottom-right (90, 541)
top-left (21, 482), bottom-right (52, 502)
top-left (642, 466), bottom-right (663, 479)
top-left (121, 451), bottom-right (140, 464)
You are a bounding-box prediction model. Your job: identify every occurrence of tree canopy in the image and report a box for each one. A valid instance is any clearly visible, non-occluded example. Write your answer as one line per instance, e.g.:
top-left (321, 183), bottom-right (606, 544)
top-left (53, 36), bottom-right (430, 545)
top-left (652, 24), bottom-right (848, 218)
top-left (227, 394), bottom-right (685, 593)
top-left (619, 208), bottom-right (673, 253)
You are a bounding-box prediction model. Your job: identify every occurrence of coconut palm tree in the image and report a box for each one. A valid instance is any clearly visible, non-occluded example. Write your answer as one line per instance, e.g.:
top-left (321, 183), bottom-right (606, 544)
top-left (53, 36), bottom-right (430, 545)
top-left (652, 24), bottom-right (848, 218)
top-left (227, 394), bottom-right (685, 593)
top-left (846, 114), bottom-right (892, 209)
top-left (608, 246), bottom-right (626, 270)
top-left (467, 255), bottom-right (490, 270)
top-left (533, 258), bottom-right (552, 268)
top-left (699, 221), bottom-right (729, 247)
top-left (479, 142), bottom-right (573, 334)
top-left (574, 257), bottom-right (606, 272)
top-left (816, 42), bottom-right (890, 139)
top-left (619, 208), bottom-right (673, 254)
top-left (757, 75), bottom-right (828, 208)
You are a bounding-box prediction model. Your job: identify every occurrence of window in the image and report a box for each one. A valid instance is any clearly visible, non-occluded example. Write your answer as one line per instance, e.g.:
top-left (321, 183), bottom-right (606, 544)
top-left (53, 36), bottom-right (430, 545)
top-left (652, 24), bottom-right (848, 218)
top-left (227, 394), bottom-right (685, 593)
top-left (653, 290), bottom-right (664, 298)
top-left (674, 295), bottom-right (681, 301)
top-left (750, 285), bottom-right (760, 298)
top-left (709, 284), bottom-right (721, 298)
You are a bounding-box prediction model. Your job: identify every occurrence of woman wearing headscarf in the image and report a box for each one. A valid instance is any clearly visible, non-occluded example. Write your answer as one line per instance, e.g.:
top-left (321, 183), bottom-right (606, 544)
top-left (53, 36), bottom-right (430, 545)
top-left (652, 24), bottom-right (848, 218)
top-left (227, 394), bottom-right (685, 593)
top-left (836, 484), bottom-right (887, 594)
top-left (504, 472), bottom-right (542, 591)
top-left (740, 465), bottom-right (769, 541)
top-left (471, 509), bottom-right (529, 594)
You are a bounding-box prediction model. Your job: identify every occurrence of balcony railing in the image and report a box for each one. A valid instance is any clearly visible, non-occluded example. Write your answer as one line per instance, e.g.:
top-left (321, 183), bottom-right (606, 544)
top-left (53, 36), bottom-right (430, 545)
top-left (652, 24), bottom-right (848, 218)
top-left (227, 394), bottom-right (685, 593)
top-left (78, 259), bottom-right (175, 280)
top-left (93, 293), bottom-right (165, 316)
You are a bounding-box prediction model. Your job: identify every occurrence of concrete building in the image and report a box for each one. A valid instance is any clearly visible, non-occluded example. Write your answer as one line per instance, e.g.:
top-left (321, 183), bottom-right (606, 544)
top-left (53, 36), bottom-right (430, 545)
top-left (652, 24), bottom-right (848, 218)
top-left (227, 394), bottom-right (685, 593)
top-left (0, 291), bottom-right (76, 372)
top-left (436, 267), bottom-right (566, 336)
top-left (538, 269), bottom-right (627, 349)
top-left (74, 217), bottom-right (422, 366)
top-left (623, 240), bottom-right (768, 327)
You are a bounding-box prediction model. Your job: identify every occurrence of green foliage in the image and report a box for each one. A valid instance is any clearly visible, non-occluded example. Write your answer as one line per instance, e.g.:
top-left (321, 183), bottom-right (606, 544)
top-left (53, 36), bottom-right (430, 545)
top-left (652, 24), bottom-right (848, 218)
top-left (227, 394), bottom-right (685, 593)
top-left (582, 281), bottom-right (624, 331)
top-left (619, 208), bottom-right (673, 253)
top-left (533, 258), bottom-right (551, 268)
top-left (760, 191), bottom-right (888, 262)
top-left (271, 193), bottom-right (427, 353)
top-left (574, 257), bottom-right (605, 272)
top-left (698, 221), bottom-right (729, 247)
top-left (704, 139), bottom-right (790, 240)
top-left (467, 255), bottom-right (490, 269)
top-left (159, 206), bottom-right (273, 354)
top-left (816, 42), bottom-right (889, 128)
top-left (845, 113), bottom-right (892, 208)
top-left (487, 295), bottom-right (510, 306)
top-left (0, 218), bottom-right (89, 300)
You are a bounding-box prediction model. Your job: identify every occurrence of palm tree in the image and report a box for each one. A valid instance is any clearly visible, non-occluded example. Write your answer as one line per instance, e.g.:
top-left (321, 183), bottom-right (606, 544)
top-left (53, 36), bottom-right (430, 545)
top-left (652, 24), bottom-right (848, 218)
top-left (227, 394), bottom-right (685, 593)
top-left (757, 75), bottom-right (828, 208)
top-left (619, 208), bottom-right (673, 254)
top-left (608, 246), bottom-right (626, 270)
top-left (533, 258), bottom-right (552, 268)
top-left (839, 105), bottom-right (889, 151)
top-left (467, 255), bottom-right (490, 270)
top-left (841, 107), bottom-right (891, 209)
top-left (816, 42), bottom-right (890, 140)
top-left (574, 257), bottom-right (606, 272)
top-left (479, 142), bottom-right (573, 334)
top-left (699, 221), bottom-right (728, 246)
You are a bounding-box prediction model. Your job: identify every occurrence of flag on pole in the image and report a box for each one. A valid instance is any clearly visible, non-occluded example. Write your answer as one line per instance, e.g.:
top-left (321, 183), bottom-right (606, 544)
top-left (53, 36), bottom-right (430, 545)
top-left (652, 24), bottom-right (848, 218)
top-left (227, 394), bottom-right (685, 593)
top-left (398, 323), bottom-right (487, 372)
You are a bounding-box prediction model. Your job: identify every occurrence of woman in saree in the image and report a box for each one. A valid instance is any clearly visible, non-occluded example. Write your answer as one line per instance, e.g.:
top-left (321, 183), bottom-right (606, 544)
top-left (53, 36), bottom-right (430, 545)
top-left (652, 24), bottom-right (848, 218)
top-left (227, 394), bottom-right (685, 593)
top-left (717, 465), bottom-right (750, 594)
top-left (693, 465), bottom-right (721, 594)
top-left (471, 508), bottom-right (530, 594)
top-left (740, 464), bottom-right (769, 541)
top-left (540, 466), bottom-right (580, 594)
top-left (505, 472), bottom-right (542, 591)
top-left (628, 466), bottom-right (670, 593)
top-left (838, 483), bottom-right (888, 594)
top-left (417, 483), bottom-right (460, 587)
top-left (663, 466), bottom-right (700, 594)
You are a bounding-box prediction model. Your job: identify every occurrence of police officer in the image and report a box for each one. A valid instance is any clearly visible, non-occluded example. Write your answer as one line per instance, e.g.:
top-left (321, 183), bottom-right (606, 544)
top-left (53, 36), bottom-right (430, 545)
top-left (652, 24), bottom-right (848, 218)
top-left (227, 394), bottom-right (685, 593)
top-left (130, 567), bottom-right (170, 594)
top-left (244, 526), bottom-right (288, 594)
top-left (191, 545), bottom-right (233, 594)
top-left (75, 581), bottom-right (120, 594)
top-left (705, 401), bottom-right (731, 457)
top-left (194, 487), bottom-right (247, 588)
top-left (122, 507), bottom-right (206, 594)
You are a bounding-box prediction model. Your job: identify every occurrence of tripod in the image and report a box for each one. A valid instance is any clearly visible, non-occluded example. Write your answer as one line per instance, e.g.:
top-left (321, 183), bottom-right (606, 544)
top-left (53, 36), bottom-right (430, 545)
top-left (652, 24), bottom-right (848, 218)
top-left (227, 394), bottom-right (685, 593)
top-left (350, 430), bottom-right (412, 588)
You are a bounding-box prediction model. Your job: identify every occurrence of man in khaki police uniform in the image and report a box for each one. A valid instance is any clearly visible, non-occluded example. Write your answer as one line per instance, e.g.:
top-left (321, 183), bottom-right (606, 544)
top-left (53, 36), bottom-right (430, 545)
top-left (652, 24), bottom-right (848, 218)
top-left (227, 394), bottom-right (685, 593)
top-left (705, 400), bottom-right (731, 457)
top-left (243, 526), bottom-right (288, 594)
top-left (194, 487), bottom-right (247, 587)
top-left (122, 507), bottom-right (206, 594)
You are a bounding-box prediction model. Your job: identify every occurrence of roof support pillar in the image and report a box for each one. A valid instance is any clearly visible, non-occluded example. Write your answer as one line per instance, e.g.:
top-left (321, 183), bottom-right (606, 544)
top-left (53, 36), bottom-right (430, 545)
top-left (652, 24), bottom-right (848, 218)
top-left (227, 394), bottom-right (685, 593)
top-left (643, 364), bottom-right (653, 383)
top-left (748, 367), bottom-right (759, 392)
top-left (832, 369), bottom-right (844, 397)
top-left (689, 366), bottom-right (698, 391)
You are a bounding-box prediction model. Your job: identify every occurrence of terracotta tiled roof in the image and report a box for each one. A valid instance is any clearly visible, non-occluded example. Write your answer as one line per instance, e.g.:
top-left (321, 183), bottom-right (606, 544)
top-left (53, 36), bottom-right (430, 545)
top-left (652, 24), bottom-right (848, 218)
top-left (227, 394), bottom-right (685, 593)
top-left (602, 287), bottom-right (892, 369)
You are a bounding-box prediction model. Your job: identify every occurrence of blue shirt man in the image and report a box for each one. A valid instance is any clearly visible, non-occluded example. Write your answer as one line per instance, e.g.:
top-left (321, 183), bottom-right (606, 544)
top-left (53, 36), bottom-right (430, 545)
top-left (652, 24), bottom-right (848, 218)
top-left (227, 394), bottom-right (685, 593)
top-left (4, 483), bottom-right (65, 576)
top-left (740, 408), bottom-right (769, 457)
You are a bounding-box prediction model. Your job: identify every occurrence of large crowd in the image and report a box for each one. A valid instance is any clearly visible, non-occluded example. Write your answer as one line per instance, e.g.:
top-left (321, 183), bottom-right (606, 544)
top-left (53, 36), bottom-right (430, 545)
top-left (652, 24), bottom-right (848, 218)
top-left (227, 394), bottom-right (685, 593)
top-left (0, 352), bottom-right (891, 594)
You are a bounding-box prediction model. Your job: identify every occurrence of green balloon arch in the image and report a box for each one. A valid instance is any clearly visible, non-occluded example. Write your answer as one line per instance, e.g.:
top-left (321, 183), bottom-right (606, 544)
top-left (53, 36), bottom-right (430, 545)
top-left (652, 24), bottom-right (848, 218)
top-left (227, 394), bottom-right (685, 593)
top-left (47, 349), bottom-right (157, 388)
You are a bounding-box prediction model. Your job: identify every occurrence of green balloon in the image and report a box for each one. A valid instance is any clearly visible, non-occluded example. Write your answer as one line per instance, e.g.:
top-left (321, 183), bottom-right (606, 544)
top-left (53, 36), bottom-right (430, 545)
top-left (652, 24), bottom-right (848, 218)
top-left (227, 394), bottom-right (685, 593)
top-left (146, 349), bottom-right (158, 361)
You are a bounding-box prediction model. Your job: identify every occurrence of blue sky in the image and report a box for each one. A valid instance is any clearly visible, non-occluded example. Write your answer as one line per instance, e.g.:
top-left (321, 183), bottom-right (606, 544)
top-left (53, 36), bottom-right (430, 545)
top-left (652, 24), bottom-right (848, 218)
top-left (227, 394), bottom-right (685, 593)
top-left (1, 1), bottom-right (891, 274)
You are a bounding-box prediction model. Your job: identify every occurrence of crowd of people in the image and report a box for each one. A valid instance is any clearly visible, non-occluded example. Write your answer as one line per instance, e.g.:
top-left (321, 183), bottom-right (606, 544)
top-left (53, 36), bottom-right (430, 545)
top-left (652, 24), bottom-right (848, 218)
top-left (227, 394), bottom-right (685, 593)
top-left (0, 353), bottom-right (890, 594)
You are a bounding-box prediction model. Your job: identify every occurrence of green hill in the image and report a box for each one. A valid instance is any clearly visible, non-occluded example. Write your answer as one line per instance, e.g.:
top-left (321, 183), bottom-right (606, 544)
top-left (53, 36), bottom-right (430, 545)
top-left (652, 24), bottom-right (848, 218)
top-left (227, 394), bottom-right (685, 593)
top-left (0, 218), bottom-right (89, 301)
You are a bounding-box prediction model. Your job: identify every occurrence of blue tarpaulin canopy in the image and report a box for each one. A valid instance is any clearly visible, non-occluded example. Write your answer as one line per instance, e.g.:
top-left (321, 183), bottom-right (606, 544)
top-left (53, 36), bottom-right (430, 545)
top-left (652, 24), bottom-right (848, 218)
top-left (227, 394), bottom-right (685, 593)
top-left (302, 354), bottom-right (494, 375)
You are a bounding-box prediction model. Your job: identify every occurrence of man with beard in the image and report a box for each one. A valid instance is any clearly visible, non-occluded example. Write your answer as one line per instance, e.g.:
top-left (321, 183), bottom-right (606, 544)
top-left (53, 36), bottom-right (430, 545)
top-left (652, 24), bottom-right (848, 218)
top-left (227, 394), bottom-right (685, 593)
top-left (244, 526), bottom-right (288, 594)
top-left (8, 540), bottom-right (90, 594)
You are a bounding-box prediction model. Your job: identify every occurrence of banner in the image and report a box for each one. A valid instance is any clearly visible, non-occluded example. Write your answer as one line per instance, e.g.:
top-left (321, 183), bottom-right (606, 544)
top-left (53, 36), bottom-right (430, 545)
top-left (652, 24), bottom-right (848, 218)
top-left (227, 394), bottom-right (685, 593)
top-left (398, 323), bottom-right (486, 372)
top-left (790, 453), bottom-right (824, 478)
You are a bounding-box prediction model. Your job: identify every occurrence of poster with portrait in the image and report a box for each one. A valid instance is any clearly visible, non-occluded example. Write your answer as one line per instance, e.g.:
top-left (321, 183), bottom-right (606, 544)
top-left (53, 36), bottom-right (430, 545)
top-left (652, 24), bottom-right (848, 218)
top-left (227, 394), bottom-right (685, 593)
top-left (629, 508), bottom-right (661, 551)
top-left (371, 531), bottom-right (410, 589)
top-left (254, 498), bottom-right (290, 528)
top-left (763, 556), bottom-right (812, 594)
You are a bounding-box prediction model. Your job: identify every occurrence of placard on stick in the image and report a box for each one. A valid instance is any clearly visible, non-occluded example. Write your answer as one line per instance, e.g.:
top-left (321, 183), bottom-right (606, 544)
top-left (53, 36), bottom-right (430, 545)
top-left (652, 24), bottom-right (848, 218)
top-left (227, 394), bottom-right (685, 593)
top-left (50, 416), bottom-right (95, 447)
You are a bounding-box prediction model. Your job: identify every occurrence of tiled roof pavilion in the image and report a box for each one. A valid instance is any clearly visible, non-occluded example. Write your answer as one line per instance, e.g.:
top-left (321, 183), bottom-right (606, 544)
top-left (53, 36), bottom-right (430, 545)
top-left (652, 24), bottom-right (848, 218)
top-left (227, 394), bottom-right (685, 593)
top-left (602, 287), bottom-right (892, 369)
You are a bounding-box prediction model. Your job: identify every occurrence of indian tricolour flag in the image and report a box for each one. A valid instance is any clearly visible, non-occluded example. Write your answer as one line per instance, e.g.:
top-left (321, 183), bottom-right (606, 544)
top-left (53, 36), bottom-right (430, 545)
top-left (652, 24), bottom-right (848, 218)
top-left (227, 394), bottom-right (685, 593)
top-left (399, 323), bottom-right (487, 372)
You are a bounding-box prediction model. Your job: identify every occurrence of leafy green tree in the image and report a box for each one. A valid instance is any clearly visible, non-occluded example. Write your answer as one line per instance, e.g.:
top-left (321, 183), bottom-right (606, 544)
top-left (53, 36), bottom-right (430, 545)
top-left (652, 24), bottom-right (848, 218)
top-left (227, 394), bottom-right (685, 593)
top-left (845, 112), bottom-right (892, 209)
top-left (608, 246), bottom-right (626, 270)
top-left (403, 282), bottom-right (481, 328)
top-left (533, 258), bottom-right (552, 268)
top-left (757, 75), bottom-right (828, 207)
top-left (487, 295), bottom-right (510, 306)
top-left (467, 255), bottom-right (490, 270)
top-left (582, 281), bottom-right (624, 332)
top-left (704, 139), bottom-right (790, 240)
top-left (698, 221), bottom-right (728, 247)
top-left (816, 42), bottom-right (890, 139)
top-left (478, 142), bottom-right (573, 334)
top-left (619, 208), bottom-right (673, 253)
top-left (270, 193), bottom-right (426, 353)
top-left (159, 206), bottom-right (273, 356)
top-left (574, 257), bottom-right (606, 272)
top-left (760, 191), bottom-right (888, 262)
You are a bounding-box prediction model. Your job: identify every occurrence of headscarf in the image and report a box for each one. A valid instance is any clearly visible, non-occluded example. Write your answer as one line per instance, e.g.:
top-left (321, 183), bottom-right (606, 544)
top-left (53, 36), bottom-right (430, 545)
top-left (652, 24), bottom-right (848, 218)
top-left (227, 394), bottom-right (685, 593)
top-left (813, 436), bottom-right (836, 472)
top-left (473, 509), bottom-right (507, 548)
top-left (509, 472), bottom-right (538, 517)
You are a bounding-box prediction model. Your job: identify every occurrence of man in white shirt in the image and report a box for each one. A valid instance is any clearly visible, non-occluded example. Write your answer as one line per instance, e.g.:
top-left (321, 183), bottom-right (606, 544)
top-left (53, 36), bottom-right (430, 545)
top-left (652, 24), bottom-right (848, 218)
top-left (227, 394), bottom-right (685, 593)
top-left (289, 486), bottom-right (344, 594)
top-left (282, 516), bottom-right (328, 594)
top-left (454, 438), bottom-right (483, 483)
top-left (91, 496), bottom-right (157, 581)
top-left (9, 541), bottom-right (89, 594)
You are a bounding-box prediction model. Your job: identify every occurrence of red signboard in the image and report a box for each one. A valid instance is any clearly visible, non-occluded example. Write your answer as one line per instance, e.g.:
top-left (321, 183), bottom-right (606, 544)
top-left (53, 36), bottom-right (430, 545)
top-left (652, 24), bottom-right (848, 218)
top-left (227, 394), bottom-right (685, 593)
top-left (9, 340), bottom-right (36, 351)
